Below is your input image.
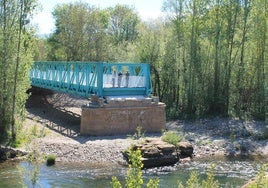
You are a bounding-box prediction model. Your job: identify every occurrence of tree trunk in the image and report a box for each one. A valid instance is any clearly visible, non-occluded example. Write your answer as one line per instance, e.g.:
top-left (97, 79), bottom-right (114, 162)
top-left (11, 0), bottom-right (24, 140)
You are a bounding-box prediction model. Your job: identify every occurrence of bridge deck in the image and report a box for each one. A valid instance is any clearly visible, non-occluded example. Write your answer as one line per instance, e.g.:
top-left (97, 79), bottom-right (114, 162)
top-left (30, 62), bottom-right (152, 98)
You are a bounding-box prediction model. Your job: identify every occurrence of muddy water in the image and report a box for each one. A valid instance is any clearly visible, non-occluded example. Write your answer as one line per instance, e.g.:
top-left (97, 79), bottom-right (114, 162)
top-left (0, 157), bottom-right (267, 188)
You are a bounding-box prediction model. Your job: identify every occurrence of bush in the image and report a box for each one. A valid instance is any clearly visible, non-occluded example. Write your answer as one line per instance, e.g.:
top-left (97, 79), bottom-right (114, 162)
top-left (9, 139), bottom-right (22, 148)
top-left (178, 164), bottom-right (219, 188)
top-left (161, 131), bottom-right (182, 147)
top-left (128, 125), bottom-right (145, 140)
top-left (46, 154), bottom-right (56, 166)
top-left (110, 149), bottom-right (159, 188)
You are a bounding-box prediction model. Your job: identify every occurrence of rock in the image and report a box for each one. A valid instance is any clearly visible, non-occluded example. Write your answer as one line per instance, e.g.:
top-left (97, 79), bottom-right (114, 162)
top-left (0, 145), bottom-right (27, 161)
top-left (124, 138), bottom-right (180, 168)
top-left (180, 157), bottom-right (192, 163)
top-left (178, 141), bottom-right (193, 158)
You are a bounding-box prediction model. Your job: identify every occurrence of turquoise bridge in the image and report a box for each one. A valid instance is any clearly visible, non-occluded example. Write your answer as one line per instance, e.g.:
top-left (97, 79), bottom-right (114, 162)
top-left (30, 62), bottom-right (152, 97)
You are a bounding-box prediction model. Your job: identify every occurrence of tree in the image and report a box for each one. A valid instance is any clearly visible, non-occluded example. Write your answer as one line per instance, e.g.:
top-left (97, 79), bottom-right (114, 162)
top-left (50, 2), bottom-right (91, 61)
top-left (38, 0), bottom-right (267, 121)
top-left (108, 5), bottom-right (139, 44)
top-left (106, 5), bottom-right (140, 61)
top-left (249, 0), bottom-right (267, 120)
top-left (0, 0), bottom-right (37, 142)
top-left (136, 21), bottom-right (165, 99)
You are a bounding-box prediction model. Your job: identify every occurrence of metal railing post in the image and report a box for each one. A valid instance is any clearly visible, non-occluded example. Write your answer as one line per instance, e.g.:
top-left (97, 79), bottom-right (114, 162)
top-left (96, 62), bottom-right (103, 97)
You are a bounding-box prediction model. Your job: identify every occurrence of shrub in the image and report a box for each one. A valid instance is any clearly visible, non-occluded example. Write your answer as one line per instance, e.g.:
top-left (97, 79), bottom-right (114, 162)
top-left (128, 125), bottom-right (145, 140)
top-left (178, 164), bottom-right (219, 188)
top-left (161, 131), bottom-right (182, 147)
top-left (46, 154), bottom-right (56, 166)
top-left (9, 139), bottom-right (22, 148)
top-left (110, 149), bottom-right (159, 188)
top-left (201, 164), bottom-right (219, 188)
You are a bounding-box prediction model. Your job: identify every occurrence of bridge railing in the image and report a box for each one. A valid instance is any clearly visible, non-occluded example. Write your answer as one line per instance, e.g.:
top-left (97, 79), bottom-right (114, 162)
top-left (30, 61), bottom-right (152, 97)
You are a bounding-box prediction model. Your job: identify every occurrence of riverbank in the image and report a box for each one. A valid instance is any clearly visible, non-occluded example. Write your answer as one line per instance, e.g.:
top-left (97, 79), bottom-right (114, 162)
top-left (22, 93), bottom-right (268, 164)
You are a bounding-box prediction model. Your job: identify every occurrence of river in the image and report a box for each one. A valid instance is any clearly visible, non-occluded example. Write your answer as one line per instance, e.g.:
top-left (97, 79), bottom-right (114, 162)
top-left (0, 156), bottom-right (267, 188)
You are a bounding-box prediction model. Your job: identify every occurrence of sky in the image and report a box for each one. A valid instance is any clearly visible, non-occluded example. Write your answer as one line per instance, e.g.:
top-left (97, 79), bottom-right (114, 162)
top-left (32, 0), bottom-right (165, 35)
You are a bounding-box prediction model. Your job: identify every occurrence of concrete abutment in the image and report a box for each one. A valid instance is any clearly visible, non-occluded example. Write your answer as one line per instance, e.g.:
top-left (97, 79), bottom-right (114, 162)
top-left (80, 96), bottom-right (166, 136)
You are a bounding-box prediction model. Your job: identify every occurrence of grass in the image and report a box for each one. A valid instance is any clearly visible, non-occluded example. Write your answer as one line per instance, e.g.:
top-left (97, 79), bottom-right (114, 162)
top-left (161, 131), bottom-right (183, 147)
top-left (46, 154), bottom-right (56, 166)
top-left (10, 121), bottom-right (48, 148)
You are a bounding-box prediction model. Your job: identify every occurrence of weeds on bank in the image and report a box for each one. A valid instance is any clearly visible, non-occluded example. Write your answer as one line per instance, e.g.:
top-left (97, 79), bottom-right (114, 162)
top-left (128, 125), bottom-right (145, 140)
top-left (11, 121), bottom-right (48, 148)
top-left (46, 154), bottom-right (56, 166)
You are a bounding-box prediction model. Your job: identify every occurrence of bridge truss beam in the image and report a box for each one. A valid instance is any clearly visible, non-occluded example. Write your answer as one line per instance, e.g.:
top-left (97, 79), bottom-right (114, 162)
top-left (30, 61), bottom-right (152, 98)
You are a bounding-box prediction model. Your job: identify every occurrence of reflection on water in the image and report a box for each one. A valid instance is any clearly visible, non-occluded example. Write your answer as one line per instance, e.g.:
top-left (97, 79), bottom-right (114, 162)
top-left (0, 157), bottom-right (266, 188)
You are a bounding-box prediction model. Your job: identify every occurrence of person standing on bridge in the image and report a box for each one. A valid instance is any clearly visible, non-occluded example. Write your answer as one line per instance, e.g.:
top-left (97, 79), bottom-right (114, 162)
top-left (125, 71), bottom-right (130, 87)
top-left (118, 71), bottom-right (122, 87)
top-left (112, 70), bottom-right (116, 87)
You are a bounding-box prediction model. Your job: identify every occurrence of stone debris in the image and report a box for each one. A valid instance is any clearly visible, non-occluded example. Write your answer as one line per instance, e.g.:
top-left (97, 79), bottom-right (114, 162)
top-left (22, 93), bottom-right (268, 166)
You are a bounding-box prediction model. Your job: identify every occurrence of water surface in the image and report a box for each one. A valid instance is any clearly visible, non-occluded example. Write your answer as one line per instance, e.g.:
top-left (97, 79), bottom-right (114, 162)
top-left (0, 157), bottom-right (266, 188)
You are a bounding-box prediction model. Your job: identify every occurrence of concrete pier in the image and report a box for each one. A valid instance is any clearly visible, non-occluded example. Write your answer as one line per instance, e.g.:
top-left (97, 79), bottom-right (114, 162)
top-left (80, 96), bottom-right (166, 136)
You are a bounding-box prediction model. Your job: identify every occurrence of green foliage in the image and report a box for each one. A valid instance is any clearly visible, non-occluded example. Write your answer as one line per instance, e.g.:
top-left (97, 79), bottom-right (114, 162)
top-left (9, 122), bottom-right (47, 148)
top-left (0, 0), bottom-right (37, 142)
top-left (47, 2), bottom-right (139, 62)
top-left (247, 163), bottom-right (268, 188)
top-left (178, 164), bottom-right (219, 188)
top-left (201, 164), bottom-right (219, 188)
top-left (31, 124), bottom-right (38, 136)
top-left (31, 123), bottom-right (47, 138)
top-left (46, 154), bottom-right (56, 166)
top-left (19, 162), bottom-right (40, 188)
top-left (30, 165), bottom-right (40, 187)
top-left (110, 149), bottom-right (159, 188)
top-left (146, 178), bottom-right (160, 188)
top-left (186, 171), bottom-right (201, 188)
top-left (34, 0), bottom-right (267, 121)
top-left (110, 176), bottom-right (122, 188)
top-left (111, 152), bottom-right (267, 188)
top-left (129, 125), bottom-right (145, 140)
top-left (161, 131), bottom-right (182, 147)
top-left (9, 139), bottom-right (22, 148)
top-left (125, 149), bottom-right (144, 188)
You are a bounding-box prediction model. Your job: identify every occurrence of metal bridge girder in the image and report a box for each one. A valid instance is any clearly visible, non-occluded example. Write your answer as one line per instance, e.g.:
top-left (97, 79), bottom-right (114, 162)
top-left (30, 61), bottom-right (152, 98)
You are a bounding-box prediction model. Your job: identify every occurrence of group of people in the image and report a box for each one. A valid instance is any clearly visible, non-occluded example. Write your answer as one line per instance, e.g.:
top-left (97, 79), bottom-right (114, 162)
top-left (112, 70), bottom-right (130, 87)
